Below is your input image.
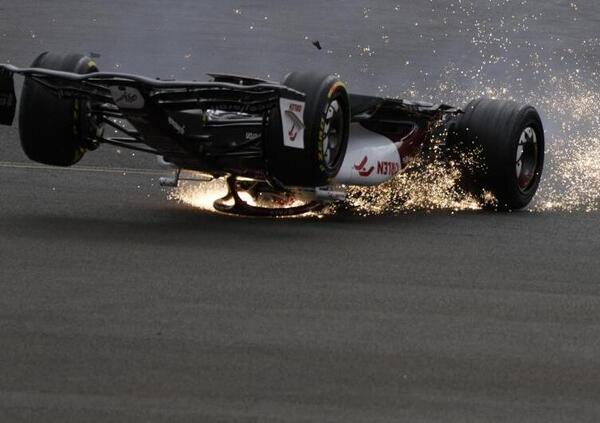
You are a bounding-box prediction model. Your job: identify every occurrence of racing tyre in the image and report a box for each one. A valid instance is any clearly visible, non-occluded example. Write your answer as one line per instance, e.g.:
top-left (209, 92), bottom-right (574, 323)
top-left (19, 52), bottom-right (99, 166)
top-left (450, 98), bottom-right (544, 210)
top-left (267, 72), bottom-right (350, 187)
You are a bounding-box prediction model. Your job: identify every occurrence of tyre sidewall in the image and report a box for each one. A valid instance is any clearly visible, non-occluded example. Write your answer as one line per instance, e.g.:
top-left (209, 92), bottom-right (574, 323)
top-left (452, 98), bottom-right (545, 210)
top-left (19, 52), bottom-right (98, 166)
top-left (499, 107), bottom-right (544, 208)
top-left (266, 72), bottom-right (350, 187)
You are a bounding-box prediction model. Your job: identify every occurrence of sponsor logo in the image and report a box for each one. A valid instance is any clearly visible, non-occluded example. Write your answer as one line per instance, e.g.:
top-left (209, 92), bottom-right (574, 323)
top-left (286, 103), bottom-right (303, 141)
top-left (212, 103), bottom-right (263, 113)
top-left (115, 91), bottom-right (138, 104)
top-left (280, 98), bottom-right (306, 149)
top-left (353, 156), bottom-right (375, 177)
top-left (377, 161), bottom-right (400, 176)
top-left (288, 122), bottom-right (299, 141)
top-left (354, 156), bottom-right (400, 178)
top-left (109, 86), bottom-right (145, 109)
top-left (288, 103), bottom-right (302, 113)
top-left (245, 132), bottom-right (261, 141)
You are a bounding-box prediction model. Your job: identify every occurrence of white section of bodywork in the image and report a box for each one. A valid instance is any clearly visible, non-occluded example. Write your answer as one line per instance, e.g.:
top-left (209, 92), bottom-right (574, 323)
top-left (334, 123), bottom-right (401, 186)
top-left (279, 98), bottom-right (306, 149)
top-left (109, 86), bottom-right (145, 109)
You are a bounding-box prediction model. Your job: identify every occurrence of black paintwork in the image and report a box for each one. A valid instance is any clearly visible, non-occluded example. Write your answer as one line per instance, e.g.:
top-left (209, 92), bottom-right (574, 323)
top-left (0, 65), bottom-right (459, 185)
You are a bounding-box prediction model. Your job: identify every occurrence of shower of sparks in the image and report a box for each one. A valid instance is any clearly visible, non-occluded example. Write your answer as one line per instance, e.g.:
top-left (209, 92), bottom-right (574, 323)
top-left (168, 177), bottom-right (227, 212)
top-left (345, 150), bottom-right (484, 216)
top-left (531, 75), bottom-right (600, 212)
top-left (394, 1), bottom-right (600, 214)
top-left (168, 173), bottom-right (326, 218)
top-left (169, 0), bottom-right (600, 216)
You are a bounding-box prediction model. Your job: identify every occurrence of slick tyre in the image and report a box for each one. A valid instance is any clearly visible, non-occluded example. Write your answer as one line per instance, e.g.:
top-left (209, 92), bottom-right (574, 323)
top-left (450, 98), bottom-right (544, 210)
top-left (267, 72), bottom-right (350, 187)
top-left (19, 52), bottom-right (99, 166)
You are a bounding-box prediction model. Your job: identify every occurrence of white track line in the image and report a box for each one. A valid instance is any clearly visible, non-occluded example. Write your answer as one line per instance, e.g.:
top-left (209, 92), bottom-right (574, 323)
top-left (0, 161), bottom-right (166, 176)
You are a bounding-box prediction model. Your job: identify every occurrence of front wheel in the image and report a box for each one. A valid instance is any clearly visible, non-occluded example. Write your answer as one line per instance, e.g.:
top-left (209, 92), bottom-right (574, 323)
top-left (266, 72), bottom-right (350, 187)
top-left (449, 98), bottom-right (545, 210)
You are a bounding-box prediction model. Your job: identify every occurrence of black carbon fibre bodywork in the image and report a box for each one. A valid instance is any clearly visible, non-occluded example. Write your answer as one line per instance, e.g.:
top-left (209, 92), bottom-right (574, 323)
top-left (0, 64), bottom-right (459, 187)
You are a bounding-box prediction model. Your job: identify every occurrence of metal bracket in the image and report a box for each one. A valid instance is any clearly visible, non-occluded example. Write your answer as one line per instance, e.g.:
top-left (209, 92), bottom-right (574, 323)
top-left (314, 187), bottom-right (347, 203)
top-left (159, 168), bottom-right (214, 187)
top-left (159, 168), bottom-right (181, 187)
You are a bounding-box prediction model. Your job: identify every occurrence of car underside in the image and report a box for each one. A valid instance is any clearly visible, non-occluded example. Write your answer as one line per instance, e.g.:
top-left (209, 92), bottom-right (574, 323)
top-left (0, 52), bottom-right (544, 216)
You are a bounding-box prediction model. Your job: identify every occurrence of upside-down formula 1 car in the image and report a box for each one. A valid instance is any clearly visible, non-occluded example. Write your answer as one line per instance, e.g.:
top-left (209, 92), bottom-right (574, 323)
top-left (0, 52), bottom-right (544, 216)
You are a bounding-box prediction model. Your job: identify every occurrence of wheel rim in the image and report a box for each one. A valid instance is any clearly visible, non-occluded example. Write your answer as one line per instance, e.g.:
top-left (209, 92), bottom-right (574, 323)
top-left (322, 98), bottom-right (345, 171)
top-left (516, 126), bottom-right (539, 192)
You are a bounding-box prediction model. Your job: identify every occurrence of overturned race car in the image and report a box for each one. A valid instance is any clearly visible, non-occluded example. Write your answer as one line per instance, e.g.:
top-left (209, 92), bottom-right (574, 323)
top-left (0, 52), bottom-right (544, 216)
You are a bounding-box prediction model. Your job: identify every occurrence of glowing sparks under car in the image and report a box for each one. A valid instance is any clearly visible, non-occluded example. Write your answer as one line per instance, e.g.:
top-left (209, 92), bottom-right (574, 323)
top-left (344, 154), bottom-right (482, 216)
top-left (168, 177), bottom-right (227, 212)
top-left (169, 1), bottom-right (600, 217)
top-left (168, 173), bottom-right (325, 218)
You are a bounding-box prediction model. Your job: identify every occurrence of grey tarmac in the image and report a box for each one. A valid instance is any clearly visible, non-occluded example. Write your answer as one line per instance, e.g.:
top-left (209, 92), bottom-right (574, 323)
top-left (1, 1), bottom-right (600, 422)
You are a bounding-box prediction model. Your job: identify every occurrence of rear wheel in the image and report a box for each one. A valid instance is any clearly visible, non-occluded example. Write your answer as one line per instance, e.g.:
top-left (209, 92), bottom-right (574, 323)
top-left (449, 98), bottom-right (544, 210)
top-left (19, 52), bottom-right (98, 166)
top-left (266, 72), bottom-right (350, 187)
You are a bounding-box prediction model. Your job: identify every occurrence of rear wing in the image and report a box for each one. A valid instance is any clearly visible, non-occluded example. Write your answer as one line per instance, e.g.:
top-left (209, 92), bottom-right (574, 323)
top-left (0, 64), bottom-right (304, 126)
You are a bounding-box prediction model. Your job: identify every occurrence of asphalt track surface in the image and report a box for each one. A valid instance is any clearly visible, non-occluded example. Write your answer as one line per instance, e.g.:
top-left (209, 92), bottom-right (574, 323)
top-left (2, 1), bottom-right (600, 422)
